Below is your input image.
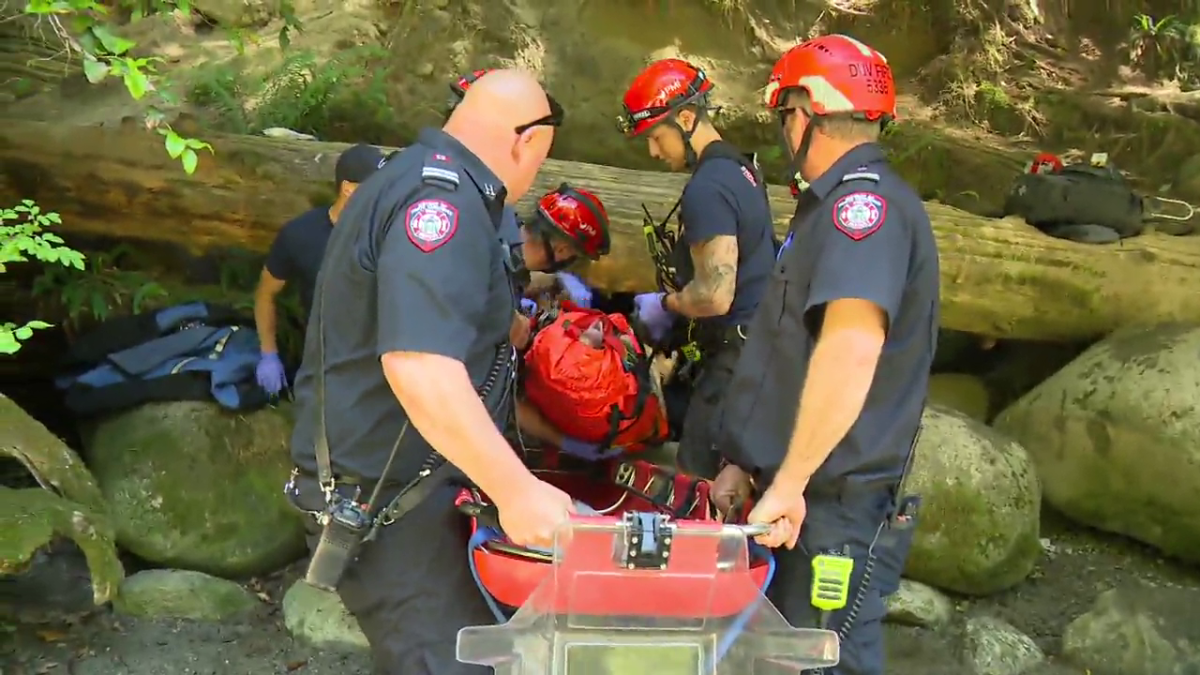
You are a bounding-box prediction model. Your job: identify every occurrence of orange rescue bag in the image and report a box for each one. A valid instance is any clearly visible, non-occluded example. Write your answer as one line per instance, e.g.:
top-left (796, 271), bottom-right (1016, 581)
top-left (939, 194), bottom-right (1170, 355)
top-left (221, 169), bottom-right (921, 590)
top-left (523, 309), bottom-right (667, 451)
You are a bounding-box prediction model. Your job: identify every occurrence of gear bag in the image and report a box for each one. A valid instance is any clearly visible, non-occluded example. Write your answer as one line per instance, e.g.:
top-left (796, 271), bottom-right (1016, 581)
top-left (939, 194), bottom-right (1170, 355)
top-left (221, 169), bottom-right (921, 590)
top-left (523, 309), bottom-right (667, 452)
top-left (55, 301), bottom-right (268, 417)
top-left (1004, 154), bottom-right (1194, 242)
top-left (1004, 161), bottom-right (1145, 238)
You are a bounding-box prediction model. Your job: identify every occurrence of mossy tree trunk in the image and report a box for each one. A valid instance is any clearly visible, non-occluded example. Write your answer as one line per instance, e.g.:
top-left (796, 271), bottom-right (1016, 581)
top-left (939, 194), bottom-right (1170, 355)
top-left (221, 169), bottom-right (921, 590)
top-left (3, 119), bottom-right (1199, 342)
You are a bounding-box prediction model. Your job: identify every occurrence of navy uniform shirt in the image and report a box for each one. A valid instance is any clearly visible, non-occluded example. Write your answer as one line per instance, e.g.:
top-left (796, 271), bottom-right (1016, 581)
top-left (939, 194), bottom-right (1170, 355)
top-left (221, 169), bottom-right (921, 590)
top-left (675, 143), bottom-right (777, 326)
top-left (717, 142), bottom-right (939, 488)
top-left (264, 207), bottom-right (333, 318)
top-left (290, 128), bottom-right (517, 483)
top-left (499, 205), bottom-right (522, 252)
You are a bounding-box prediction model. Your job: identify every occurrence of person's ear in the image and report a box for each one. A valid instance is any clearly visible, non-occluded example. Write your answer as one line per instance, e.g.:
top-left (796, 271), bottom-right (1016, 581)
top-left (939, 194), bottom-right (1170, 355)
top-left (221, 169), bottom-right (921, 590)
top-left (675, 109), bottom-right (696, 132)
top-left (510, 131), bottom-right (532, 164)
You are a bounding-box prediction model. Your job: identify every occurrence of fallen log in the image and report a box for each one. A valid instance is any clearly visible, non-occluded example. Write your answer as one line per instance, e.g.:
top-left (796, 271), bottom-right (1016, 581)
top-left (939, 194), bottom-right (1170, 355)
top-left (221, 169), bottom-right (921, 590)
top-left (2, 118), bottom-right (1199, 342)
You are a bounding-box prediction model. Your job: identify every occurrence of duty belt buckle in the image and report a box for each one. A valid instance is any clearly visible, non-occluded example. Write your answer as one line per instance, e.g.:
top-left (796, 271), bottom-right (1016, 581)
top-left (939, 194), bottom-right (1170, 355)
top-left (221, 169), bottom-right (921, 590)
top-left (680, 342), bottom-right (702, 362)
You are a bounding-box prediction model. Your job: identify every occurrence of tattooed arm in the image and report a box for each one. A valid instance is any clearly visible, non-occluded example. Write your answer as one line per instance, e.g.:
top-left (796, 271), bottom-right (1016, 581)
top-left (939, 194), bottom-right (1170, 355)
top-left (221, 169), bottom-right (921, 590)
top-left (664, 235), bottom-right (739, 317)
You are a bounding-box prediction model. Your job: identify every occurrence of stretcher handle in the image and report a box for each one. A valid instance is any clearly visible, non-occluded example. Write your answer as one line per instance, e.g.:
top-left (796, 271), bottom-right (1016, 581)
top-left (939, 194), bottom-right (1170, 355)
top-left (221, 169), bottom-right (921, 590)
top-left (722, 522), bottom-right (772, 537)
top-left (459, 499), bottom-right (771, 538)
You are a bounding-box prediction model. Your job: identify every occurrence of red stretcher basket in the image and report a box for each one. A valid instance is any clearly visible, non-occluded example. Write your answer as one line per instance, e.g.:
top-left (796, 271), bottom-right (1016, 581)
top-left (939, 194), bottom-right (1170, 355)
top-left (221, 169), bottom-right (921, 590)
top-left (455, 455), bottom-right (773, 616)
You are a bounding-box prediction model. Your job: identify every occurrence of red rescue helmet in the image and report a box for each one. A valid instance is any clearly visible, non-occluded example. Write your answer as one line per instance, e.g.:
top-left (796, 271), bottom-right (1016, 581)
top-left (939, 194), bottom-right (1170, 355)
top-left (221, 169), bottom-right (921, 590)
top-left (532, 184), bottom-right (611, 260)
top-left (763, 35), bottom-right (896, 122)
top-left (1027, 152), bottom-right (1064, 175)
top-left (447, 69), bottom-right (493, 109)
top-left (617, 58), bottom-right (714, 137)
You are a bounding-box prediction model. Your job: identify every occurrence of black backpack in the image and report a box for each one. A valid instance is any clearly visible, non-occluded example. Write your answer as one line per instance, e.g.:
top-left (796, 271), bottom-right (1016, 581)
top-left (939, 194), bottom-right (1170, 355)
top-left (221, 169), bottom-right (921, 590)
top-left (1003, 162), bottom-right (1144, 242)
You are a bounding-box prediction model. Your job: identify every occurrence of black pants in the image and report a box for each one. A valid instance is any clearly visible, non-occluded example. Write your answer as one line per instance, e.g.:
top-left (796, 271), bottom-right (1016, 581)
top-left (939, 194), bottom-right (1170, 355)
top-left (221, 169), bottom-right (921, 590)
top-left (675, 344), bottom-right (742, 479)
top-left (766, 484), bottom-right (916, 675)
top-left (290, 476), bottom-right (495, 675)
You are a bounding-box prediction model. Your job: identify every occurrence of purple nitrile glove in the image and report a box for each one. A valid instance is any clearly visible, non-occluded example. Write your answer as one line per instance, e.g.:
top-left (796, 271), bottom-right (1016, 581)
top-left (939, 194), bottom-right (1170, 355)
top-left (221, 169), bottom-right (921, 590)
top-left (560, 436), bottom-right (627, 462)
top-left (519, 298), bottom-right (538, 316)
top-left (557, 272), bottom-right (592, 308)
top-left (256, 352), bottom-right (287, 395)
top-left (633, 292), bottom-right (674, 342)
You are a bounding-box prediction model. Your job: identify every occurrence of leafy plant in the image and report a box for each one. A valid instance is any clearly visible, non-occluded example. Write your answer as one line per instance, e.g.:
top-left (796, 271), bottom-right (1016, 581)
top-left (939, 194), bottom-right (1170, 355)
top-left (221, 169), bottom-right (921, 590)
top-left (187, 46), bottom-right (396, 140)
top-left (31, 245), bottom-right (169, 335)
top-left (1129, 14), bottom-right (1195, 81)
top-left (1, 201), bottom-right (86, 354)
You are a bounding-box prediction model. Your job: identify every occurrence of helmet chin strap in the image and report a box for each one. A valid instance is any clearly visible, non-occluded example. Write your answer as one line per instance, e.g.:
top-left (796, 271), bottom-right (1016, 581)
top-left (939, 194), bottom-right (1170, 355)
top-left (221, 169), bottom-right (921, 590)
top-left (670, 118), bottom-right (700, 169)
top-left (782, 111), bottom-right (820, 182)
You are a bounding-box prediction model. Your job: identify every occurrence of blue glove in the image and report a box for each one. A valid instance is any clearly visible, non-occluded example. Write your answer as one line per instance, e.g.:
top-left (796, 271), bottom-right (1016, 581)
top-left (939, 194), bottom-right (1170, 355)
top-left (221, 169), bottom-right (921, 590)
top-left (256, 352), bottom-right (287, 395)
top-left (519, 298), bottom-right (538, 315)
top-left (557, 272), bottom-right (592, 308)
top-left (633, 292), bottom-right (674, 341)
top-left (560, 436), bottom-right (626, 462)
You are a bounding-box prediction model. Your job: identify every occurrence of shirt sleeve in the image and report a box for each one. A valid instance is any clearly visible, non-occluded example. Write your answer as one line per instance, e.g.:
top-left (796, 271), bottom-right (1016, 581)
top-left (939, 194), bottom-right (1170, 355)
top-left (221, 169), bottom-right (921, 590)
top-left (375, 189), bottom-right (493, 362)
top-left (264, 221), bottom-right (295, 281)
top-left (804, 187), bottom-right (912, 331)
top-left (679, 168), bottom-right (739, 245)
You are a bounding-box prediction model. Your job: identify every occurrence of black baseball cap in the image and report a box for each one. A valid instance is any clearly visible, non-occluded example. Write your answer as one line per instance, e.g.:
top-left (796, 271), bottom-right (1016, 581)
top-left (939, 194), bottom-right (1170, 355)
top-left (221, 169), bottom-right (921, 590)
top-left (335, 144), bottom-right (387, 186)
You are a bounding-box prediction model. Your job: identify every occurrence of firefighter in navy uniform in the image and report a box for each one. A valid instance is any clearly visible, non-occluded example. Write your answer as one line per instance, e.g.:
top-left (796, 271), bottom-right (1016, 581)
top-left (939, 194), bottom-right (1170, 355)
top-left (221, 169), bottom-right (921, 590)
top-left (449, 69), bottom-right (598, 310)
top-left (711, 36), bottom-right (940, 675)
top-left (617, 58), bottom-right (777, 479)
top-left (284, 70), bottom-right (576, 675)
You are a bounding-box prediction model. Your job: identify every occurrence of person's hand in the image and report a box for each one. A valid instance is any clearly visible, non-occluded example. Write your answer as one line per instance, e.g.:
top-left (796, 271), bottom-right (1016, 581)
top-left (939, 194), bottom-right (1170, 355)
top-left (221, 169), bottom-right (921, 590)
top-left (510, 311), bottom-right (533, 350)
top-left (633, 292), bottom-right (674, 341)
top-left (711, 464), bottom-right (752, 518)
top-left (496, 476), bottom-right (577, 550)
top-left (256, 352), bottom-right (286, 395)
top-left (557, 272), bottom-right (593, 308)
top-left (746, 479), bottom-right (807, 549)
top-left (560, 436), bottom-right (627, 462)
top-left (519, 298), bottom-right (538, 315)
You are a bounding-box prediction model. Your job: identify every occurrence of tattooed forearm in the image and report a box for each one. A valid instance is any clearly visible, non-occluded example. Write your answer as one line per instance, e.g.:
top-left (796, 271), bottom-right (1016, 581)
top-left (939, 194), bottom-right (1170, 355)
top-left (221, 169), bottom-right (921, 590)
top-left (670, 236), bottom-right (739, 318)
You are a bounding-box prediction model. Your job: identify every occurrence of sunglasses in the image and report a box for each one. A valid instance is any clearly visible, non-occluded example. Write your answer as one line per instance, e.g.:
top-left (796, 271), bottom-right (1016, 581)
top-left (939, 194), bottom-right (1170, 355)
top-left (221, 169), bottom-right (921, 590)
top-left (515, 93), bottom-right (565, 135)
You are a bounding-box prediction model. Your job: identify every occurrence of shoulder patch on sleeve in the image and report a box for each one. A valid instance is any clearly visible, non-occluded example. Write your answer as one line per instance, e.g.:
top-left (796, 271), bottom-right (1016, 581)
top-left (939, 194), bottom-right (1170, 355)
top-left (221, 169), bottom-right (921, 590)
top-left (405, 199), bottom-right (459, 252)
top-left (832, 191), bottom-right (887, 241)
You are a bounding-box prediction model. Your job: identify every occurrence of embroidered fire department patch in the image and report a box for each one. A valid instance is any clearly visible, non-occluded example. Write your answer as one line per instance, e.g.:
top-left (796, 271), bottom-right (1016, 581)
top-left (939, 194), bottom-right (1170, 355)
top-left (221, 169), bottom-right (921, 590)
top-left (832, 191), bottom-right (887, 241)
top-left (405, 199), bottom-right (459, 252)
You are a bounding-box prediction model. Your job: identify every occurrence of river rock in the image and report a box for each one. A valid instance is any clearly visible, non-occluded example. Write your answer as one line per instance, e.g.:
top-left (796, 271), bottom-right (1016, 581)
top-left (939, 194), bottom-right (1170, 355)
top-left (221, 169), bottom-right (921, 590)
top-left (82, 401), bottom-right (306, 578)
top-left (905, 406), bottom-right (1042, 595)
top-left (928, 373), bottom-right (991, 421)
top-left (114, 569), bottom-right (258, 621)
top-left (963, 616), bottom-right (1045, 675)
top-left (994, 324), bottom-right (1200, 563)
top-left (885, 578), bottom-right (954, 628)
top-left (282, 580), bottom-right (368, 652)
top-left (1061, 581), bottom-right (1200, 675)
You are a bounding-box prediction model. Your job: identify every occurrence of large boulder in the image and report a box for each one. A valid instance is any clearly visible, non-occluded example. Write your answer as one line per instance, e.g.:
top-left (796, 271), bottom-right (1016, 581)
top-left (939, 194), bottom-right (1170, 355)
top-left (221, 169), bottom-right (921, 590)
top-left (82, 401), bottom-right (306, 578)
top-left (1061, 582), bottom-right (1200, 675)
top-left (994, 324), bottom-right (1200, 563)
top-left (904, 406), bottom-right (1042, 595)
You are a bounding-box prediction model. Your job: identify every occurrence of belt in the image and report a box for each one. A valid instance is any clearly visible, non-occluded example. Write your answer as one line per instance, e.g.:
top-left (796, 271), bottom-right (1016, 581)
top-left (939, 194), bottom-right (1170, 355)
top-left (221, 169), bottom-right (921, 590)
top-left (691, 323), bottom-right (747, 351)
top-left (803, 477), bottom-right (899, 504)
top-left (291, 466), bottom-right (407, 493)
